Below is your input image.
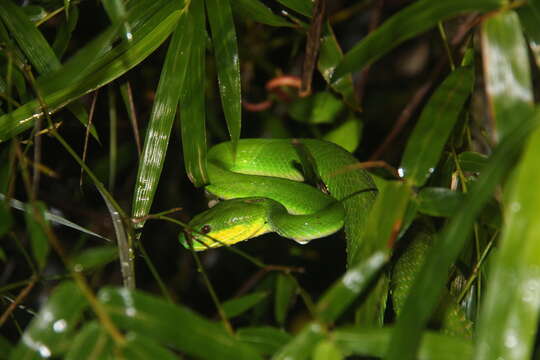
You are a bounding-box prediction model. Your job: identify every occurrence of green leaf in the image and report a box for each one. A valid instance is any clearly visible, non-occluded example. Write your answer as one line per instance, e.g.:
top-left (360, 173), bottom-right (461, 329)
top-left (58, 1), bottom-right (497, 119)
top-left (122, 333), bottom-right (181, 360)
top-left (333, 327), bottom-right (473, 359)
top-left (313, 340), bottom-right (343, 360)
top-left (352, 181), bottom-right (410, 326)
top-left (0, 194), bottom-right (110, 242)
top-left (274, 274), bottom-right (296, 325)
top-left (417, 187), bottom-right (465, 217)
top-left (98, 287), bottom-right (262, 360)
top-left (517, 1), bottom-right (540, 68)
top-left (482, 10), bottom-right (534, 140)
top-left (323, 114), bottom-right (361, 153)
top-left (24, 201), bottom-right (49, 270)
top-left (10, 282), bottom-right (88, 359)
top-left (179, 0), bottom-right (208, 187)
top-left (207, 0), bottom-right (241, 151)
top-left (474, 128), bottom-right (540, 360)
top-left (71, 246), bottom-right (118, 272)
top-left (275, 0), bottom-right (312, 17)
top-left (386, 109), bottom-right (540, 360)
top-left (458, 151), bottom-right (488, 173)
top-left (102, 0), bottom-right (132, 43)
top-left (332, 0), bottom-right (502, 80)
top-left (316, 251), bottom-right (388, 324)
top-left (236, 327), bottom-right (292, 356)
top-left (65, 322), bottom-right (113, 360)
top-left (400, 65), bottom-right (474, 186)
top-left (231, 0), bottom-right (292, 27)
top-left (222, 292), bottom-right (268, 318)
top-left (52, 5), bottom-right (79, 58)
top-left (289, 91), bottom-right (343, 124)
top-left (318, 23), bottom-right (358, 109)
top-left (0, 335), bottom-right (12, 359)
top-left (0, 0), bottom-right (184, 142)
top-left (0, 0), bottom-right (61, 74)
top-left (132, 7), bottom-right (192, 222)
top-left (272, 323), bottom-right (325, 360)
top-left (0, 0), bottom-right (98, 140)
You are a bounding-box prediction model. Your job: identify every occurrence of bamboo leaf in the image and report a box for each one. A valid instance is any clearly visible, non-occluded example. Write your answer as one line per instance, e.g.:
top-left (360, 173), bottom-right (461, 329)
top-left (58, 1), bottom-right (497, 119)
top-left (475, 128), bottom-right (540, 360)
top-left (274, 274), bottom-right (296, 325)
top-left (236, 327), bottom-right (292, 356)
top-left (313, 340), bottom-right (343, 360)
top-left (275, 0), bottom-right (312, 17)
top-left (352, 181), bottom-right (410, 326)
top-left (417, 187), bottom-right (465, 218)
top-left (65, 322), bottom-right (113, 360)
top-left (98, 287), bottom-right (262, 360)
top-left (10, 282), bottom-right (88, 359)
top-left (122, 333), bottom-right (181, 360)
top-left (0, 0), bottom-right (60, 74)
top-left (132, 7), bottom-right (191, 222)
top-left (386, 109), bottom-right (540, 360)
top-left (332, 0), bottom-right (502, 80)
top-left (318, 23), bottom-right (359, 109)
top-left (458, 151), bottom-right (488, 173)
top-left (71, 246), bottom-right (118, 272)
top-left (272, 323), bottom-right (325, 360)
top-left (222, 292), bottom-right (268, 318)
top-left (231, 0), bottom-right (292, 27)
top-left (400, 65), bottom-right (474, 186)
top-left (518, 1), bottom-right (540, 68)
top-left (24, 202), bottom-right (49, 270)
top-left (316, 251), bottom-right (388, 324)
top-left (179, 0), bottom-right (208, 187)
top-left (207, 0), bottom-right (241, 151)
top-left (0, 0), bottom-right (183, 142)
top-left (334, 326), bottom-right (473, 359)
top-left (482, 10), bottom-right (534, 140)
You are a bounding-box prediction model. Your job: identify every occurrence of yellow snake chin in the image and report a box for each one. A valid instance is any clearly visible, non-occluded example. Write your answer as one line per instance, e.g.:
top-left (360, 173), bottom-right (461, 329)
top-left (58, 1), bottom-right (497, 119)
top-left (195, 220), bottom-right (271, 250)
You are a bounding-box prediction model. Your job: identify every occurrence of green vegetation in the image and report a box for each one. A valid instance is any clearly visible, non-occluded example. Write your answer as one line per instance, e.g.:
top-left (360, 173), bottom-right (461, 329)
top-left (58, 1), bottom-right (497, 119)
top-left (1, 0), bottom-right (539, 359)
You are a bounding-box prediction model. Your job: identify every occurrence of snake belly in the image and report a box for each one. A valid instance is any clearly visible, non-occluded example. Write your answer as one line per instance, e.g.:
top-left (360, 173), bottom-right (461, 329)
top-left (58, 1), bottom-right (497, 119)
top-left (180, 139), bottom-right (376, 262)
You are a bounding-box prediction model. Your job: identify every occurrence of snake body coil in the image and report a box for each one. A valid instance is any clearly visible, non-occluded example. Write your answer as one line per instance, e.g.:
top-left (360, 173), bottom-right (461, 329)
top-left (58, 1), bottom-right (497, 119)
top-left (180, 139), bottom-right (376, 263)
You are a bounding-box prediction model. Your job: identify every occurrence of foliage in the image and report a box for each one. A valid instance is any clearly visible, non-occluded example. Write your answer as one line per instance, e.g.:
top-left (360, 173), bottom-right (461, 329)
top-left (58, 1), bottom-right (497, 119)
top-left (1, 0), bottom-right (540, 359)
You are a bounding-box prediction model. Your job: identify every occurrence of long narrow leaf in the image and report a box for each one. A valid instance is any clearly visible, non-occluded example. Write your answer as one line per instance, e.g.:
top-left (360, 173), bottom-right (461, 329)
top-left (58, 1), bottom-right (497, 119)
top-left (474, 129), bottom-right (540, 360)
top-left (98, 287), bottom-right (262, 360)
top-left (131, 6), bottom-right (192, 222)
top-left (316, 251), bottom-right (388, 323)
top-left (334, 327), bottom-right (473, 360)
top-left (332, 0), bottom-right (502, 80)
top-left (10, 282), bottom-right (88, 359)
top-left (206, 0), bottom-right (241, 151)
top-left (482, 10), bottom-right (534, 139)
top-left (179, 0), bottom-right (208, 187)
top-left (0, 0), bottom-right (183, 142)
top-left (400, 64), bottom-right (474, 186)
top-left (386, 109), bottom-right (540, 360)
top-left (0, 0), bottom-right (60, 74)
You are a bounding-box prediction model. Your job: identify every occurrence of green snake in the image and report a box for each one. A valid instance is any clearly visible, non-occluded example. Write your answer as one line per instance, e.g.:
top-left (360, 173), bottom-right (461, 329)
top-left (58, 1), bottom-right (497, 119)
top-left (179, 138), bottom-right (377, 263)
top-left (178, 138), bottom-right (472, 334)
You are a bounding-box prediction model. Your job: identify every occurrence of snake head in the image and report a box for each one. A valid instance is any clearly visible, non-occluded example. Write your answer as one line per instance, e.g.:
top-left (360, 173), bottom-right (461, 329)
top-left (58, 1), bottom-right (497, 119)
top-left (179, 198), bottom-right (272, 251)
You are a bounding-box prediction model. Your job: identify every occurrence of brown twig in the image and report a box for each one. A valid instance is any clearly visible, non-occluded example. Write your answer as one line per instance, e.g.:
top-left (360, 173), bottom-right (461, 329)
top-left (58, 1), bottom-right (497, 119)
top-left (80, 91), bottom-right (98, 189)
top-left (234, 265), bottom-right (305, 298)
top-left (0, 276), bottom-right (37, 326)
top-left (300, 0), bottom-right (325, 97)
top-left (242, 75), bottom-right (303, 112)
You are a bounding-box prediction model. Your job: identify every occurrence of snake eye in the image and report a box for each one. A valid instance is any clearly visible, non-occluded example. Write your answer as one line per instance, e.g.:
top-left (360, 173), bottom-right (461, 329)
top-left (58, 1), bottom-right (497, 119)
top-left (200, 225), bottom-right (212, 234)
